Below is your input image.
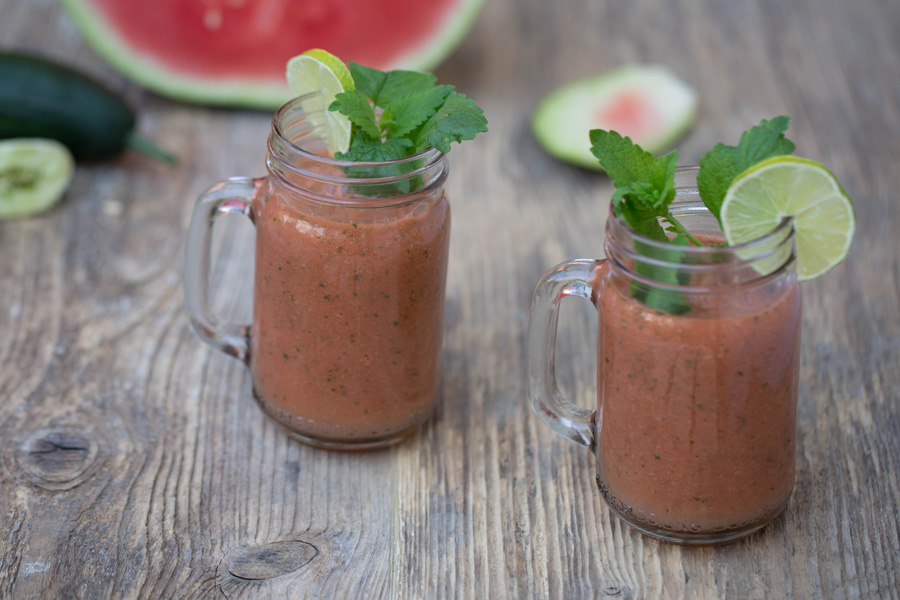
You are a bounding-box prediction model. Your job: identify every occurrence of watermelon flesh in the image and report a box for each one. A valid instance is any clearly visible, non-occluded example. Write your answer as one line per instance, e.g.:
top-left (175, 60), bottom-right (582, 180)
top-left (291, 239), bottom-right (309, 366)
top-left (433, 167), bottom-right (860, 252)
top-left (593, 90), bottom-right (664, 143)
top-left (61, 0), bottom-right (485, 108)
top-left (531, 66), bottom-right (697, 170)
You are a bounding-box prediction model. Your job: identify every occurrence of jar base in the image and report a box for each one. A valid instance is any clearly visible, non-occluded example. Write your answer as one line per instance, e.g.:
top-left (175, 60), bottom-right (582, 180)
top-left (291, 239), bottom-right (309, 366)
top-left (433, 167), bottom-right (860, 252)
top-left (253, 389), bottom-right (428, 451)
top-left (279, 427), bottom-right (418, 452)
top-left (596, 475), bottom-right (790, 546)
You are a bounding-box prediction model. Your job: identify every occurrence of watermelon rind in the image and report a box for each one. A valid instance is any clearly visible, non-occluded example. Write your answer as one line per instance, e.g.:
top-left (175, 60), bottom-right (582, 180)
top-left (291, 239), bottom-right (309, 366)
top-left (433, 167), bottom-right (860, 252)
top-left (531, 66), bottom-right (698, 170)
top-left (386, 0), bottom-right (485, 74)
top-left (58, 0), bottom-right (486, 109)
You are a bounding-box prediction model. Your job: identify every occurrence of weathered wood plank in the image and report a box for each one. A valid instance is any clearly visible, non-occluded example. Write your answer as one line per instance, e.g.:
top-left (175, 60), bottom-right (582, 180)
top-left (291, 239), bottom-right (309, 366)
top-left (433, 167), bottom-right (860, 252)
top-left (1, 0), bottom-right (898, 597)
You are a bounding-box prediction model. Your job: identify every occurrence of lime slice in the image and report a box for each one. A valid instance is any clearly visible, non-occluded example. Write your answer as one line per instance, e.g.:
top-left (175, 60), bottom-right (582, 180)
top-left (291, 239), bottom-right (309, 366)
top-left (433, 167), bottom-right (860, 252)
top-left (0, 138), bottom-right (74, 220)
top-left (721, 156), bottom-right (855, 280)
top-left (286, 49), bottom-right (355, 155)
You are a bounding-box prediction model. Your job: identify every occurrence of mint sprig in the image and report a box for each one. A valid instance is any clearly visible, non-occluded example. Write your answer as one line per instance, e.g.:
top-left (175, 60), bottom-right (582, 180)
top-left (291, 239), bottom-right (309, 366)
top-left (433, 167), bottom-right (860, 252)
top-left (697, 116), bottom-right (795, 222)
top-left (588, 117), bottom-right (797, 315)
top-left (349, 63), bottom-right (436, 107)
top-left (634, 235), bottom-right (692, 315)
top-left (589, 130), bottom-right (701, 246)
top-left (412, 91), bottom-right (489, 154)
top-left (329, 62), bottom-right (487, 163)
top-left (332, 90), bottom-right (380, 139)
top-left (589, 130), bottom-right (693, 314)
top-left (380, 86), bottom-right (452, 139)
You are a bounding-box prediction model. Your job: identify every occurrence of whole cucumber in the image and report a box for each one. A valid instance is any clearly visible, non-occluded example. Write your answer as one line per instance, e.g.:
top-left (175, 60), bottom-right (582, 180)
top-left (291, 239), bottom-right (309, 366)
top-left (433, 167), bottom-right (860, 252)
top-left (0, 51), bottom-right (174, 162)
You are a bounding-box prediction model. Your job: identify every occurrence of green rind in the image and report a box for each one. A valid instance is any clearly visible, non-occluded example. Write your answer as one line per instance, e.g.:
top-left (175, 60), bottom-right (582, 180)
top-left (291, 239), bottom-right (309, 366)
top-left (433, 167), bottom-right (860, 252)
top-left (58, 0), bottom-right (486, 109)
top-left (532, 66), bottom-right (697, 170)
top-left (387, 0), bottom-right (486, 72)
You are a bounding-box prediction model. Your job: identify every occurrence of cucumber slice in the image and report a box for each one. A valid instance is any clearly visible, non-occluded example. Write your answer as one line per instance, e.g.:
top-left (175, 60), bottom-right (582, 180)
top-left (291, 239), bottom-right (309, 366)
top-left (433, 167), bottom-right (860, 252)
top-left (0, 138), bottom-right (74, 219)
top-left (532, 66), bottom-right (697, 170)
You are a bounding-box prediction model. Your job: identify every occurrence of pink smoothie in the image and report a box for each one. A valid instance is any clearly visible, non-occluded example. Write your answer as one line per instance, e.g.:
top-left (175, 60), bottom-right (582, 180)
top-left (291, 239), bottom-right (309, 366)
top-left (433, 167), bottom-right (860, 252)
top-left (592, 260), bottom-right (801, 533)
top-left (250, 184), bottom-right (450, 445)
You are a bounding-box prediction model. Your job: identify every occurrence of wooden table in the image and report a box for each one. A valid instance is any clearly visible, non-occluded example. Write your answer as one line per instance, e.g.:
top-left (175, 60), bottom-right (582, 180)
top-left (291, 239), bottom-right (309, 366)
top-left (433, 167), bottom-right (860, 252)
top-left (2, 0), bottom-right (898, 598)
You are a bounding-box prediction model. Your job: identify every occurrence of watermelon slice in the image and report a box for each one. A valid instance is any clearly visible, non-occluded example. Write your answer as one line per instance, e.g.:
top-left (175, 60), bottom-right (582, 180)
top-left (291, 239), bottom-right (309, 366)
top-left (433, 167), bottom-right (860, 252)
top-left (59, 0), bottom-right (486, 109)
top-left (532, 66), bottom-right (697, 170)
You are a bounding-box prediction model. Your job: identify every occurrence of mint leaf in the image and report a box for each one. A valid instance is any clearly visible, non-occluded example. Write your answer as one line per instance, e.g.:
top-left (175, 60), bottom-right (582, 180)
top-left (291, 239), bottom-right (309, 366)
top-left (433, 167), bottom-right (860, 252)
top-left (381, 85), bottom-right (453, 139)
top-left (590, 130), bottom-right (690, 313)
top-left (329, 90), bottom-right (379, 139)
top-left (376, 70), bottom-right (438, 107)
top-left (640, 289), bottom-right (691, 315)
top-left (614, 181), bottom-right (664, 212)
top-left (348, 62), bottom-right (387, 104)
top-left (336, 137), bottom-right (412, 163)
top-left (588, 130), bottom-right (657, 185)
top-left (669, 231), bottom-right (690, 245)
top-left (335, 137), bottom-right (415, 195)
top-left (349, 62), bottom-right (436, 107)
top-left (334, 62), bottom-right (486, 187)
top-left (610, 149), bottom-right (678, 213)
top-left (697, 116), bottom-right (796, 221)
top-left (613, 201), bottom-right (667, 242)
top-left (591, 130), bottom-right (679, 239)
top-left (634, 236), bottom-right (692, 315)
top-left (649, 149), bottom-right (678, 206)
top-left (411, 91), bottom-right (488, 154)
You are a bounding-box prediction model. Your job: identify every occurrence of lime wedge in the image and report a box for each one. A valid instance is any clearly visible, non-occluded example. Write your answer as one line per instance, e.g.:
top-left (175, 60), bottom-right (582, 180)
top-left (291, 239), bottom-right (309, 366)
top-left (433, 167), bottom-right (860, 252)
top-left (0, 138), bottom-right (74, 220)
top-left (286, 49), bottom-right (354, 155)
top-left (720, 156), bottom-right (855, 280)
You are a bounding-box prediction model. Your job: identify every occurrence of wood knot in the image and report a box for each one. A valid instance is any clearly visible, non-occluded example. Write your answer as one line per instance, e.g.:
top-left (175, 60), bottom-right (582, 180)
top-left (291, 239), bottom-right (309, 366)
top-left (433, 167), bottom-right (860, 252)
top-left (14, 428), bottom-right (103, 491)
top-left (224, 540), bottom-right (319, 581)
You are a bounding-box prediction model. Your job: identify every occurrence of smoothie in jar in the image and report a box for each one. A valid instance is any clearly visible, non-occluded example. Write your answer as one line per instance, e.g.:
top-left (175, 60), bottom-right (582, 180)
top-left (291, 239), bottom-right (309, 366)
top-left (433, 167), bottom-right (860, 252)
top-left (527, 118), bottom-right (854, 545)
top-left (184, 51), bottom-right (486, 450)
top-left (592, 257), bottom-right (801, 534)
top-left (586, 190), bottom-right (804, 541)
top-left (250, 176), bottom-right (450, 446)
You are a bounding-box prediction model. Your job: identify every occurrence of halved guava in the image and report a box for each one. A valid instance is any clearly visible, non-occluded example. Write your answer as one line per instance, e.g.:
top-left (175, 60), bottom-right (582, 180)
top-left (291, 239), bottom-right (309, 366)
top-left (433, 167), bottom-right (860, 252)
top-left (532, 66), bottom-right (697, 170)
top-left (59, 0), bottom-right (485, 109)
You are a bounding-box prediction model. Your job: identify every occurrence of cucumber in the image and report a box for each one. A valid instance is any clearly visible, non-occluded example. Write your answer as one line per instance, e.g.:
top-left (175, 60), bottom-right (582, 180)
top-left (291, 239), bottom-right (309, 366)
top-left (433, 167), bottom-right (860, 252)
top-left (532, 66), bottom-right (697, 170)
top-left (0, 138), bottom-right (74, 219)
top-left (0, 51), bottom-right (175, 163)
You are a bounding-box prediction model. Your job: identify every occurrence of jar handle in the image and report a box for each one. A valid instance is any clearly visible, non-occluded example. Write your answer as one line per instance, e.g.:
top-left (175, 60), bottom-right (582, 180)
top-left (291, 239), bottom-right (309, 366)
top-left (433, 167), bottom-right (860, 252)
top-left (184, 177), bottom-right (261, 363)
top-left (526, 258), bottom-right (605, 447)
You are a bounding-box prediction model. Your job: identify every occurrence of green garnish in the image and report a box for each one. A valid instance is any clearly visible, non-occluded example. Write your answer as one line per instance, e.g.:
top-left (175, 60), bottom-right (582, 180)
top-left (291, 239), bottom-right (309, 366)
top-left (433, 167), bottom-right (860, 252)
top-left (329, 63), bottom-right (488, 162)
top-left (588, 130), bottom-right (703, 247)
top-left (697, 116), bottom-right (795, 222)
top-left (589, 116), bottom-right (797, 315)
top-left (588, 130), bottom-right (692, 314)
top-left (632, 236), bottom-right (692, 315)
top-left (590, 117), bottom-right (795, 240)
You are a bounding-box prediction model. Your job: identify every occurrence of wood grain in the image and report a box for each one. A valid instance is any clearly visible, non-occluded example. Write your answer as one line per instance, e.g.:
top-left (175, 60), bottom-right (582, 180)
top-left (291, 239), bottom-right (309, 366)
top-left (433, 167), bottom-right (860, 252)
top-left (1, 0), bottom-right (899, 598)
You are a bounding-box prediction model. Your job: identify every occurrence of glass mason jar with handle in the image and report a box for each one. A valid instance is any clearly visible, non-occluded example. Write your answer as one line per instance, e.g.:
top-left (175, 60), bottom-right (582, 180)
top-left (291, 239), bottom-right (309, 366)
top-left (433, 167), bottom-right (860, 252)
top-left (185, 94), bottom-right (450, 450)
top-left (527, 167), bottom-right (802, 545)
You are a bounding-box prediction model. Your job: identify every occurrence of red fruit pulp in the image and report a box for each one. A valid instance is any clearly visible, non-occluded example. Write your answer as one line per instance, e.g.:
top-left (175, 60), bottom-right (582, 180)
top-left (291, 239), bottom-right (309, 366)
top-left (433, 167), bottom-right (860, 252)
top-left (92, 0), bottom-right (461, 79)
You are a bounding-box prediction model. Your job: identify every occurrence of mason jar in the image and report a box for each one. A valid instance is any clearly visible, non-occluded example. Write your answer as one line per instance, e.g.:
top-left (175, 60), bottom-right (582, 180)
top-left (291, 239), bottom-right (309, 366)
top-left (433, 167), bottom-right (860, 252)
top-left (528, 167), bottom-right (801, 544)
top-left (185, 94), bottom-right (450, 450)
